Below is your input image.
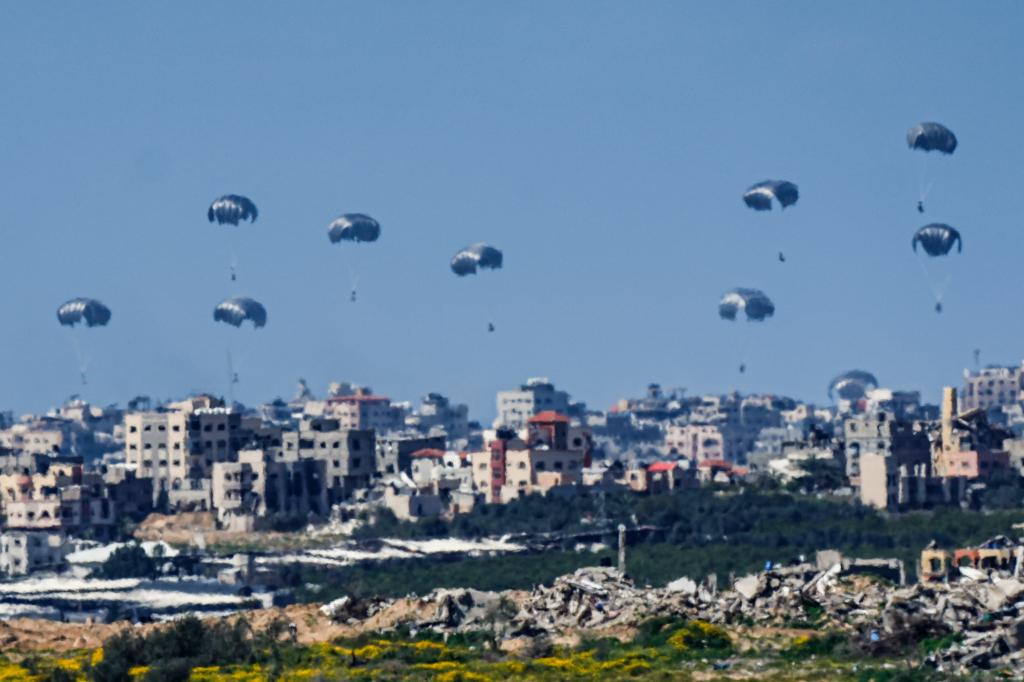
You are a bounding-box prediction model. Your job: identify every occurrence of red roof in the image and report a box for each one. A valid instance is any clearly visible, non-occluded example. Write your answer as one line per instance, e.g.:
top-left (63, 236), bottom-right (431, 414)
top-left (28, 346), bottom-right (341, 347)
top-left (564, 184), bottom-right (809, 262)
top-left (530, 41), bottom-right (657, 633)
top-left (647, 462), bottom-right (677, 473)
top-left (410, 448), bottom-right (445, 459)
top-left (698, 459), bottom-right (732, 470)
top-left (528, 411), bottom-right (570, 424)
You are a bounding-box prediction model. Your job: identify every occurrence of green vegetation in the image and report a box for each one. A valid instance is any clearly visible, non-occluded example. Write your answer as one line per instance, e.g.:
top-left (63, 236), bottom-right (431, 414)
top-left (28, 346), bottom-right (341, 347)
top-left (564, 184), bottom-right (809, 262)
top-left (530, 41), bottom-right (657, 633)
top-left (0, 617), bottom-right (968, 681)
top-left (283, 489), bottom-right (1024, 601)
top-left (93, 545), bottom-right (158, 580)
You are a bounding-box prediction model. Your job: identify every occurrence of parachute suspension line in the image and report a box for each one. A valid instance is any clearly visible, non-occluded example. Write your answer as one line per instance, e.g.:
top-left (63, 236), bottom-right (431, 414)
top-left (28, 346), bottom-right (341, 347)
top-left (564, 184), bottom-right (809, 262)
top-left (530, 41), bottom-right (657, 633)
top-left (229, 231), bottom-right (240, 284)
top-left (915, 255), bottom-right (951, 306)
top-left (69, 332), bottom-right (88, 386)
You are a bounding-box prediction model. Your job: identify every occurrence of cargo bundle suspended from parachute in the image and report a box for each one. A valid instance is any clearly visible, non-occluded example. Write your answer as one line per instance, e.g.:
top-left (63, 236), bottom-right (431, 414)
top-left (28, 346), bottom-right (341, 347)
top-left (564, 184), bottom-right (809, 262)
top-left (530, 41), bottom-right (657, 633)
top-left (214, 296), bottom-right (267, 393)
top-left (327, 213), bottom-right (381, 303)
top-left (719, 288), bottom-right (774, 374)
top-left (743, 180), bottom-right (798, 263)
top-left (451, 243), bottom-right (503, 332)
top-left (912, 223), bottom-right (962, 313)
top-left (907, 122), bottom-right (957, 213)
top-left (208, 194), bottom-right (258, 282)
top-left (828, 370), bottom-right (879, 402)
top-left (57, 297), bottom-right (111, 386)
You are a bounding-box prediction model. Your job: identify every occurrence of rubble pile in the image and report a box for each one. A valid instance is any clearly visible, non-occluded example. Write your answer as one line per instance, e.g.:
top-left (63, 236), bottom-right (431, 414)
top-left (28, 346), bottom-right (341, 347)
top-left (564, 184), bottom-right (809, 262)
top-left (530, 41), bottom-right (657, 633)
top-left (512, 567), bottom-right (661, 633)
top-left (316, 552), bottom-right (1024, 674)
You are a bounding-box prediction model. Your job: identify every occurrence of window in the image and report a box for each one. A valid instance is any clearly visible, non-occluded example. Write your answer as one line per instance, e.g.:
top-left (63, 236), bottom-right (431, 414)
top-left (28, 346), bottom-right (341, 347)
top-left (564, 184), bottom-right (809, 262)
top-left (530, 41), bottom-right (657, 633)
top-left (352, 458), bottom-right (361, 468)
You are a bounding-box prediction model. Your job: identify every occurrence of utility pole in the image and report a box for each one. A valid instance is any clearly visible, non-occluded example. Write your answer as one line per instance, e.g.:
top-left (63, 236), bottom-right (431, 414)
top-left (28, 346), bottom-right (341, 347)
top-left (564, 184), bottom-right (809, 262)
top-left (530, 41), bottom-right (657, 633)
top-left (617, 524), bottom-right (626, 574)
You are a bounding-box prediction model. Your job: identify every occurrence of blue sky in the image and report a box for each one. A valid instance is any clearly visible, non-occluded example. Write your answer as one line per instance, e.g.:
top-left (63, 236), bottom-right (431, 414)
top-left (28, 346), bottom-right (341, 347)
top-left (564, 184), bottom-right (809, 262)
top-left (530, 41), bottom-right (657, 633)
top-left (1, 2), bottom-right (1021, 420)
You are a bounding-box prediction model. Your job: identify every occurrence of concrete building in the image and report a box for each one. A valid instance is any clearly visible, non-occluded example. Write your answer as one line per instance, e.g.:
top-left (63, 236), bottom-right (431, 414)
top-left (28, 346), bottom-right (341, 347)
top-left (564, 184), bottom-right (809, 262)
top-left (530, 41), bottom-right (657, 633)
top-left (843, 411), bottom-right (930, 485)
top-left (406, 393), bottom-right (470, 440)
top-left (961, 365), bottom-right (1024, 412)
top-left (495, 378), bottom-right (570, 428)
top-left (0, 531), bottom-right (68, 576)
top-left (932, 387), bottom-right (1011, 479)
top-left (324, 389), bottom-right (404, 433)
top-left (664, 424), bottom-right (725, 462)
top-left (279, 418), bottom-right (374, 502)
top-left (212, 449), bottom-right (328, 524)
top-left (124, 411), bottom-right (187, 501)
top-left (858, 452), bottom-right (967, 512)
top-left (375, 433), bottom-right (446, 476)
top-left (469, 414), bottom-right (588, 503)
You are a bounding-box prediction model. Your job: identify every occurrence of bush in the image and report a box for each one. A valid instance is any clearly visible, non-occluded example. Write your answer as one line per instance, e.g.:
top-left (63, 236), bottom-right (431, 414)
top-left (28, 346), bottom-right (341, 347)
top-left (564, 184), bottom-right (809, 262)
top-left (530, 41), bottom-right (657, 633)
top-left (94, 544), bottom-right (157, 580)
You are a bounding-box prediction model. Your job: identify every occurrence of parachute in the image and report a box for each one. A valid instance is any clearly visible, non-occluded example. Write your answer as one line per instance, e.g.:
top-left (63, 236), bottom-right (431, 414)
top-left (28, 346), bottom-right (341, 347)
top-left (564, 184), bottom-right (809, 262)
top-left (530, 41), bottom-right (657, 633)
top-left (743, 180), bottom-right (799, 211)
top-left (57, 298), bottom-right (110, 385)
top-left (327, 214), bottom-right (381, 243)
top-left (451, 243), bottom-right (504, 276)
top-left (913, 223), bottom-right (962, 257)
top-left (57, 298), bottom-right (111, 328)
top-left (214, 297), bottom-right (267, 328)
top-left (912, 224), bottom-right (961, 312)
top-left (829, 370), bottom-right (879, 401)
top-left (718, 288), bottom-right (775, 322)
top-left (907, 123), bottom-right (956, 212)
top-left (907, 122), bottom-right (958, 154)
top-left (208, 195), bottom-right (258, 225)
top-left (327, 214), bottom-right (381, 301)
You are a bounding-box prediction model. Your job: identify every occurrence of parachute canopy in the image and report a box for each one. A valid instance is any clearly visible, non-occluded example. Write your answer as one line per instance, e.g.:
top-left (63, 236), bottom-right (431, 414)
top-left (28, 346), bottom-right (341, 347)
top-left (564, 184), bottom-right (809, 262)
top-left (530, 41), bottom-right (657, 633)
top-left (214, 297), bottom-right (267, 328)
top-left (208, 195), bottom-right (258, 225)
top-left (719, 288), bottom-right (775, 322)
top-left (57, 298), bottom-right (111, 328)
top-left (328, 214), bottom-right (381, 243)
top-left (451, 243), bottom-right (504, 276)
top-left (907, 122), bottom-right (957, 154)
top-left (829, 370), bottom-right (879, 401)
top-left (743, 180), bottom-right (799, 211)
top-left (913, 223), bottom-right (962, 257)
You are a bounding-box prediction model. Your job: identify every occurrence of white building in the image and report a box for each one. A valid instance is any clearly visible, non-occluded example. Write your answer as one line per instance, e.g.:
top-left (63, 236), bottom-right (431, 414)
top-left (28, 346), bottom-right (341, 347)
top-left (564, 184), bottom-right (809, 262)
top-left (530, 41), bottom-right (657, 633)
top-left (0, 531), bottom-right (68, 576)
top-left (495, 378), bottom-right (570, 428)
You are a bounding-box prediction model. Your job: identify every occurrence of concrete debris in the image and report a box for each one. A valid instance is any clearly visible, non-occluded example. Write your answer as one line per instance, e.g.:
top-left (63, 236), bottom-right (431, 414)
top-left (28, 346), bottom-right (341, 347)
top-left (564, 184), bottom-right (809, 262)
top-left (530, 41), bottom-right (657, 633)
top-left (312, 550), bottom-right (1024, 674)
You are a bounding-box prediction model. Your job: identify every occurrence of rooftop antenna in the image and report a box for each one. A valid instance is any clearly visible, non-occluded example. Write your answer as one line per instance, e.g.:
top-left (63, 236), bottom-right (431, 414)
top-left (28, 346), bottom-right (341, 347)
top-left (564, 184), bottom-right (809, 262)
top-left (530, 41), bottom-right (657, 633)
top-left (973, 348), bottom-right (981, 371)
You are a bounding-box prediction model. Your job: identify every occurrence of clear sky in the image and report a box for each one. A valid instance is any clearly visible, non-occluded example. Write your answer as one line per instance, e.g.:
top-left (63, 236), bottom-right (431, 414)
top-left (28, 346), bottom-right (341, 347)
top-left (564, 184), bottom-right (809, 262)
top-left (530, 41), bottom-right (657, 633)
top-left (1, 2), bottom-right (1021, 420)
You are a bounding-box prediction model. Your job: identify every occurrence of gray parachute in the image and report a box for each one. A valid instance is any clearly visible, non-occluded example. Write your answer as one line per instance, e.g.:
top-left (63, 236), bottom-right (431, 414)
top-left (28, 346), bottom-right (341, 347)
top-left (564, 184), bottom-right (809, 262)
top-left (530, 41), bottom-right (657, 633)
top-left (327, 214), bottom-right (381, 243)
top-left (208, 195), bottom-right (258, 225)
top-left (719, 288), bottom-right (775, 321)
top-left (57, 298), bottom-right (111, 328)
top-left (913, 224), bottom-right (962, 257)
top-left (907, 122), bottom-right (957, 154)
top-left (451, 243), bottom-right (504, 276)
top-left (743, 180), bottom-right (799, 211)
top-left (829, 370), bottom-right (879, 401)
top-left (214, 297), bottom-right (267, 328)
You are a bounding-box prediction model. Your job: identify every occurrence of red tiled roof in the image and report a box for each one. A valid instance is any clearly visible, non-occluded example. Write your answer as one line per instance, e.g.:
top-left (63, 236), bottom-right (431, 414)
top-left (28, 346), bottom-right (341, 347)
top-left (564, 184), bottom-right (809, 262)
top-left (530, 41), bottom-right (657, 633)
top-left (410, 448), bottom-right (445, 459)
top-left (528, 411), bottom-right (570, 424)
top-left (647, 462), bottom-right (677, 473)
top-left (698, 459), bottom-right (732, 469)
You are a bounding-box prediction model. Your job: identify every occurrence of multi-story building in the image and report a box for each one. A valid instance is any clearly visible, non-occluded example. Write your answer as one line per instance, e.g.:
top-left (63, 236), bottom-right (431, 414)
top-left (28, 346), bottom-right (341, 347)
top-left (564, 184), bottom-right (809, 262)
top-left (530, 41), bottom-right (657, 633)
top-left (325, 389), bottom-right (404, 433)
top-left (663, 424), bottom-right (725, 461)
top-left (495, 378), bottom-right (570, 428)
top-left (212, 449), bottom-right (328, 524)
top-left (125, 408), bottom-right (281, 505)
top-left (932, 387), bottom-right (1011, 479)
top-left (961, 365), bottom-right (1024, 412)
top-left (0, 531), bottom-right (68, 576)
top-left (405, 393), bottom-right (470, 440)
top-left (280, 418), bottom-right (374, 502)
top-left (843, 410), bottom-right (930, 485)
top-left (375, 433), bottom-right (446, 476)
top-left (124, 411), bottom-right (187, 500)
top-left (469, 412), bottom-right (588, 503)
